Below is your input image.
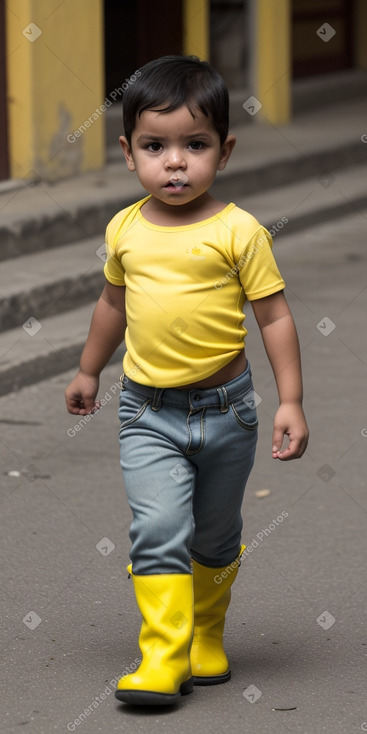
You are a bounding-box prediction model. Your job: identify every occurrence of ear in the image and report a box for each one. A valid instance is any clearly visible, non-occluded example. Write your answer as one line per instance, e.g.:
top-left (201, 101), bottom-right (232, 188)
top-left (119, 135), bottom-right (136, 171)
top-left (217, 134), bottom-right (236, 171)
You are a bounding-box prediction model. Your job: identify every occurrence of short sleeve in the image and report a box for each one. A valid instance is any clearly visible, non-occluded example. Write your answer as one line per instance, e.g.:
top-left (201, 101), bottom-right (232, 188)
top-left (103, 218), bottom-right (126, 286)
top-left (236, 226), bottom-right (285, 300)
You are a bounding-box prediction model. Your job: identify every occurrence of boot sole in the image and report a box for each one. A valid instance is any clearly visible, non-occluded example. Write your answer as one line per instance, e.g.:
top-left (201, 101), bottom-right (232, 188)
top-left (115, 677), bottom-right (194, 705)
top-left (193, 669), bottom-right (231, 686)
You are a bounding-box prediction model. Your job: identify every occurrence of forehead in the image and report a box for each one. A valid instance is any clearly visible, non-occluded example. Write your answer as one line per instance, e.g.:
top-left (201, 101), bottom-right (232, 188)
top-left (133, 105), bottom-right (218, 138)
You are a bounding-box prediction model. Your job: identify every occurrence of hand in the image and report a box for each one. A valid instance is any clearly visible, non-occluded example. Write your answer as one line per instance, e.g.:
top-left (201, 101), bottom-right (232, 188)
top-left (272, 403), bottom-right (309, 461)
top-left (65, 371), bottom-right (100, 415)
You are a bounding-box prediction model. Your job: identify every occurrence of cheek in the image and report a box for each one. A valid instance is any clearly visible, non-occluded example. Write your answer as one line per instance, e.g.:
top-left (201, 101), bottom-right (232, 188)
top-left (193, 154), bottom-right (219, 175)
top-left (136, 155), bottom-right (160, 174)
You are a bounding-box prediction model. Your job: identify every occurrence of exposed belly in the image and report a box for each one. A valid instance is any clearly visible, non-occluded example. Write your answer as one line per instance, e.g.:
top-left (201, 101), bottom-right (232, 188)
top-left (175, 350), bottom-right (247, 389)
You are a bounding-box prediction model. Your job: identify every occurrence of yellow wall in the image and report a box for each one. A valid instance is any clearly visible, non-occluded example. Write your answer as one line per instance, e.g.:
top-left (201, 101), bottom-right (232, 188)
top-left (6, 0), bottom-right (104, 181)
top-left (7, 0), bottom-right (362, 181)
top-left (183, 0), bottom-right (209, 60)
top-left (253, 0), bottom-right (291, 124)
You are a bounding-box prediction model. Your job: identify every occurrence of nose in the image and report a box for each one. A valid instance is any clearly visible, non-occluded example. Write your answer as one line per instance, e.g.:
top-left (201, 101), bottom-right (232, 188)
top-left (164, 147), bottom-right (187, 170)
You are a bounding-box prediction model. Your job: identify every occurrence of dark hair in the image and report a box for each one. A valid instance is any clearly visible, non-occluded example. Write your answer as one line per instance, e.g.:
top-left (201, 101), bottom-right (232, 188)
top-left (122, 55), bottom-right (229, 146)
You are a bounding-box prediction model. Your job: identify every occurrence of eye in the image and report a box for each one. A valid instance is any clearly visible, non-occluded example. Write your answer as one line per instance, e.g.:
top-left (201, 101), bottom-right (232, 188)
top-left (188, 141), bottom-right (204, 150)
top-left (146, 142), bottom-right (162, 152)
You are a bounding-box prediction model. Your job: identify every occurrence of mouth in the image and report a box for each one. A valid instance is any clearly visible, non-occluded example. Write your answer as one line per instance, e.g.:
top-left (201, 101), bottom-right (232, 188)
top-left (165, 174), bottom-right (189, 190)
top-left (164, 181), bottom-right (188, 191)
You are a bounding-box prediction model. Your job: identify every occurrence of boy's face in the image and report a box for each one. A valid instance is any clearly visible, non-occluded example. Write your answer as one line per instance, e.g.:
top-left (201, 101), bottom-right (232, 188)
top-left (119, 105), bottom-right (235, 208)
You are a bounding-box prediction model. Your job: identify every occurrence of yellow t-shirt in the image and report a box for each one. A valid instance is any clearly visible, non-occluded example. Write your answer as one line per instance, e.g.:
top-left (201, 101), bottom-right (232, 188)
top-left (104, 196), bottom-right (285, 387)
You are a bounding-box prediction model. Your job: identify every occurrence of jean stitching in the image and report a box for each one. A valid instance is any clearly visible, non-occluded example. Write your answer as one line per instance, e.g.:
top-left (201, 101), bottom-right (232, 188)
top-left (230, 403), bottom-right (258, 431)
top-left (185, 409), bottom-right (205, 455)
top-left (119, 399), bottom-right (151, 430)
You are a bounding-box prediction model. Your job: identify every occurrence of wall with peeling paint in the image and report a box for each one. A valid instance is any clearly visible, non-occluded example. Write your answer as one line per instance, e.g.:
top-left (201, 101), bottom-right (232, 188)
top-left (5, 0), bottom-right (104, 181)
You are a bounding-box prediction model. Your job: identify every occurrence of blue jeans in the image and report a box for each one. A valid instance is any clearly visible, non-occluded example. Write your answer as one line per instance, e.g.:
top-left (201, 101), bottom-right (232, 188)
top-left (118, 363), bottom-right (258, 575)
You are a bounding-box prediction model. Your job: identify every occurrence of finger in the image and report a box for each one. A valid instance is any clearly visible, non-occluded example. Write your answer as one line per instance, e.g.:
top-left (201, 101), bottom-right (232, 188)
top-left (65, 397), bottom-right (83, 415)
top-left (83, 396), bottom-right (101, 413)
top-left (272, 425), bottom-right (285, 458)
top-left (66, 396), bottom-right (94, 415)
top-left (274, 445), bottom-right (293, 460)
top-left (67, 405), bottom-right (83, 415)
top-left (276, 437), bottom-right (305, 461)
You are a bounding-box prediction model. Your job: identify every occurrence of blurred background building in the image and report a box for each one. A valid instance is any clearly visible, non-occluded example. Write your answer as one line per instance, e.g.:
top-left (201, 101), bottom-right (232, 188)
top-left (1, 0), bottom-right (366, 183)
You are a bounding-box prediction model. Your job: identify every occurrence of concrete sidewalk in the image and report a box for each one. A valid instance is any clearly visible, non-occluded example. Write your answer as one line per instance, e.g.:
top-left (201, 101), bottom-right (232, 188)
top-left (1, 208), bottom-right (367, 734)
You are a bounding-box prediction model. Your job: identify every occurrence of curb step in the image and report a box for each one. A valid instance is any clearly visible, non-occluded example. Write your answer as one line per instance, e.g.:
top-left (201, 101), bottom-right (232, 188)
top-left (0, 236), bottom-right (104, 332)
top-left (235, 164), bottom-right (367, 234)
top-left (0, 304), bottom-right (125, 397)
top-left (210, 139), bottom-right (367, 206)
top-left (0, 173), bottom-right (143, 262)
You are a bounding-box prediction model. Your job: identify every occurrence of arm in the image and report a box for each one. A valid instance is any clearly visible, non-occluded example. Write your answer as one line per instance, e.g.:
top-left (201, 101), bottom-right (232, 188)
top-left (65, 280), bottom-right (126, 415)
top-left (250, 291), bottom-right (309, 460)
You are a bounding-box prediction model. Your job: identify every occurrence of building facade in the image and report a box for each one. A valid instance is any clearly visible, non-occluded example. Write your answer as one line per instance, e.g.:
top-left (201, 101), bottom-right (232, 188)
top-left (1, 0), bottom-right (366, 182)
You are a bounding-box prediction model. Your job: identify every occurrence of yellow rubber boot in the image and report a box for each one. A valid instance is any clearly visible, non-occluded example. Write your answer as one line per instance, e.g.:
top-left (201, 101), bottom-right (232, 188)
top-left (115, 566), bottom-right (194, 705)
top-left (190, 545), bottom-right (246, 685)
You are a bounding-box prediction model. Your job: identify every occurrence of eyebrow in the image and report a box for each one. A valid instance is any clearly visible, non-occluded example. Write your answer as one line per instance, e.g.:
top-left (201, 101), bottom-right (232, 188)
top-left (136, 132), bottom-right (214, 143)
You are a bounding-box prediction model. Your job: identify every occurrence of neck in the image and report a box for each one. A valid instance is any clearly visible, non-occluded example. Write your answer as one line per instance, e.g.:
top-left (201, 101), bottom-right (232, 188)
top-left (141, 193), bottom-right (226, 226)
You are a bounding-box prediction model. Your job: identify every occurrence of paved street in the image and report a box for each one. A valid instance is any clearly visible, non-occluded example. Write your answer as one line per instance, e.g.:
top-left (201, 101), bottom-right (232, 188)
top-left (1, 205), bottom-right (367, 733)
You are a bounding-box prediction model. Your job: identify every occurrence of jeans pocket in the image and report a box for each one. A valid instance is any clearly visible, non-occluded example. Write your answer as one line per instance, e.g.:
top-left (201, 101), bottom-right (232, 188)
top-left (118, 391), bottom-right (151, 431)
top-left (230, 386), bottom-right (258, 431)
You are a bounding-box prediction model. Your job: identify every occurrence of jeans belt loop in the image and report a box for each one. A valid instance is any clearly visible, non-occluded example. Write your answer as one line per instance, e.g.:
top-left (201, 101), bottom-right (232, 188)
top-left (151, 387), bottom-right (164, 411)
top-left (216, 386), bottom-right (229, 413)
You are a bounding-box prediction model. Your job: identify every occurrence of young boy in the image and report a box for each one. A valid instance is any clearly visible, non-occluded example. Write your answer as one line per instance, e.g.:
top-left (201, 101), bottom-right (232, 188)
top-left (65, 55), bottom-right (308, 707)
